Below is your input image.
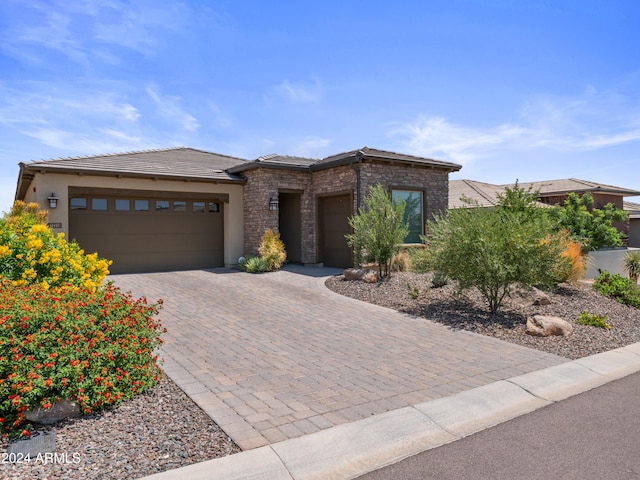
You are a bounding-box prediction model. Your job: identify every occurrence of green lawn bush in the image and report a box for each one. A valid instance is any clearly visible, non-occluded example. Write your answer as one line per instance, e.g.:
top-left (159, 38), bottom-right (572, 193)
top-left (0, 281), bottom-right (165, 438)
top-left (592, 271), bottom-right (640, 308)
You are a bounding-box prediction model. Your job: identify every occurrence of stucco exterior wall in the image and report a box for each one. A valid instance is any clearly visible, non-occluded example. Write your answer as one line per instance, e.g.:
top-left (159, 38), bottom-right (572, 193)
top-left (19, 172), bottom-right (244, 267)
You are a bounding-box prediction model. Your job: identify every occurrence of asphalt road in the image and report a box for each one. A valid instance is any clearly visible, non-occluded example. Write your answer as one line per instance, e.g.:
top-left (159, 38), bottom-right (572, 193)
top-left (357, 371), bottom-right (640, 480)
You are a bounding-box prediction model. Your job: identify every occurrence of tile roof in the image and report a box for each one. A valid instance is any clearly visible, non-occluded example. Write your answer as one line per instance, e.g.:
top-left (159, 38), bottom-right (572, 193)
top-left (516, 178), bottom-right (640, 197)
top-left (227, 153), bottom-right (319, 173)
top-left (449, 180), bottom-right (507, 208)
top-left (312, 146), bottom-right (462, 171)
top-left (19, 147), bottom-right (248, 182)
top-left (450, 178), bottom-right (640, 209)
top-left (625, 201), bottom-right (640, 217)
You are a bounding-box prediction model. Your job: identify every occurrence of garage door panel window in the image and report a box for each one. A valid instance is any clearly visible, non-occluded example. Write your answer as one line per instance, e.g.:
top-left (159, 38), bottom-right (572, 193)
top-left (92, 198), bottom-right (108, 211)
top-left (70, 198), bottom-right (87, 210)
top-left (156, 200), bottom-right (169, 211)
top-left (134, 200), bottom-right (149, 211)
top-left (115, 199), bottom-right (130, 211)
top-left (173, 201), bottom-right (187, 212)
top-left (193, 201), bottom-right (205, 213)
top-left (208, 202), bottom-right (220, 213)
top-left (392, 189), bottom-right (424, 244)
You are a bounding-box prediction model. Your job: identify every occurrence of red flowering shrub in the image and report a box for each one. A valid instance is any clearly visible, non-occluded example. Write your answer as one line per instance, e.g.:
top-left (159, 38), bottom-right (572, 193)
top-left (0, 280), bottom-right (165, 437)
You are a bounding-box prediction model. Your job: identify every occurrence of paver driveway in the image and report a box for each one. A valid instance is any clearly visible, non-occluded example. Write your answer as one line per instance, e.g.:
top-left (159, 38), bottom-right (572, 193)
top-left (112, 265), bottom-right (567, 450)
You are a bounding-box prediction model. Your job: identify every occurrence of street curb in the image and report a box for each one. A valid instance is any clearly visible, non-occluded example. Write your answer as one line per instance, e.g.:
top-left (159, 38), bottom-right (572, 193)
top-left (140, 342), bottom-right (640, 480)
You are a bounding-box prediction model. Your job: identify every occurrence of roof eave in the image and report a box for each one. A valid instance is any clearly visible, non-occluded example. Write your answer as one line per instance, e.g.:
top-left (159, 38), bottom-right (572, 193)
top-left (227, 162), bottom-right (311, 174)
top-left (310, 154), bottom-right (462, 172)
top-left (20, 165), bottom-right (246, 185)
top-left (537, 187), bottom-right (640, 197)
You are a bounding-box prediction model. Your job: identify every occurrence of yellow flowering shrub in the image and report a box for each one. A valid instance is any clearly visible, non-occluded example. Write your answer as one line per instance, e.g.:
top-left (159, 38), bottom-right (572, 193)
top-left (0, 201), bottom-right (111, 290)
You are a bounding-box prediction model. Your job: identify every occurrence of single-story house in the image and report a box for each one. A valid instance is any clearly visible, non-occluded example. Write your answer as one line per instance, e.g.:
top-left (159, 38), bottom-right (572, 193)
top-left (15, 146), bottom-right (461, 274)
top-left (449, 178), bottom-right (640, 246)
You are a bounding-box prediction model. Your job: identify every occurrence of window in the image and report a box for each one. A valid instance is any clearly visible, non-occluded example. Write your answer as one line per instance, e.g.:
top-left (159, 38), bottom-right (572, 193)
top-left (115, 199), bottom-right (130, 211)
top-left (70, 197), bottom-right (87, 210)
top-left (134, 200), bottom-right (149, 211)
top-left (92, 198), bottom-right (108, 211)
top-left (208, 202), bottom-right (220, 213)
top-left (392, 190), bottom-right (423, 243)
top-left (193, 201), bottom-right (205, 213)
top-left (173, 200), bottom-right (187, 212)
top-left (156, 200), bottom-right (169, 211)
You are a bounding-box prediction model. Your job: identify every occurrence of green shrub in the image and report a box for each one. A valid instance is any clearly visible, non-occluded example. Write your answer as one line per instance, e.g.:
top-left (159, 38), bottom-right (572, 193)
top-left (258, 229), bottom-right (286, 271)
top-left (407, 246), bottom-right (431, 274)
top-left (431, 271), bottom-right (449, 288)
top-left (424, 184), bottom-right (562, 313)
top-left (345, 184), bottom-right (409, 279)
top-left (576, 310), bottom-right (611, 329)
top-left (0, 281), bottom-right (165, 438)
top-left (240, 255), bottom-right (269, 273)
top-left (593, 271), bottom-right (640, 308)
top-left (407, 283), bottom-right (420, 299)
top-left (623, 250), bottom-right (640, 284)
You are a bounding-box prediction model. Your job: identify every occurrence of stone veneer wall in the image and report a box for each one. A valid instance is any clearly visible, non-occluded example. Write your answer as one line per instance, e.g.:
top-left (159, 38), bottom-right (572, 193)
top-left (242, 162), bottom-right (451, 265)
top-left (242, 168), bottom-right (314, 262)
top-left (358, 162), bottom-right (450, 223)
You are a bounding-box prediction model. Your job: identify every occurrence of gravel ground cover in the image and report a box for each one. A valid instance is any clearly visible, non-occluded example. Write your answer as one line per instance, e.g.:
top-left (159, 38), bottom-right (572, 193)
top-left (326, 272), bottom-right (640, 360)
top-left (0, 374), bottom-right (240, 480)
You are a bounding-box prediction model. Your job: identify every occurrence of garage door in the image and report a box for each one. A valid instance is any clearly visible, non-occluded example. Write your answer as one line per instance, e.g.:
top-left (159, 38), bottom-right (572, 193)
top-left (69, 193), bottom-right (224, 274)
top-left (318, 194), bottom-right (352, 268)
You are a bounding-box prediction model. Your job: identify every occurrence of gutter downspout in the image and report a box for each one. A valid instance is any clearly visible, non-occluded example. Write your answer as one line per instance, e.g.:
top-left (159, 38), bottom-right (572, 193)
top-left (350, 151), bottom-right (363, 210)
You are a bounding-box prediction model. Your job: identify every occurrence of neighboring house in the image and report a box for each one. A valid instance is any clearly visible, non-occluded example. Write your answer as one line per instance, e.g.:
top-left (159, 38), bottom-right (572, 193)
top-left (624, 201), bottom-right (640, 248)
top-left (449, 178), bottom-right (640, 245)
top-left (15, 146), bottom-right (461, 274)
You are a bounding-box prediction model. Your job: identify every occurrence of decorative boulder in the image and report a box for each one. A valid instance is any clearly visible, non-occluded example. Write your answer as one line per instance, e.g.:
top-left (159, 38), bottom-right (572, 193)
top-left (343, 268), bottom-right (379, 283)
top-left (362, 270), bottom-right (380, 283)
top-left (26, 398), bottom-right (81, 425)
top-left (531, 288), bottom-right (552, 306)
top-left (512, 285), bottom-right (551, 306)
top-left (526, 315), bottom-right (573, 337)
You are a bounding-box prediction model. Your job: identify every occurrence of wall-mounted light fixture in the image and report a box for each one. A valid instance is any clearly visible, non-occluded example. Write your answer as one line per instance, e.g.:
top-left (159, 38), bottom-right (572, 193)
top-left (269, 197), bottom-right (279, 211)
top-left (47, 193), bottom-right (59, 209)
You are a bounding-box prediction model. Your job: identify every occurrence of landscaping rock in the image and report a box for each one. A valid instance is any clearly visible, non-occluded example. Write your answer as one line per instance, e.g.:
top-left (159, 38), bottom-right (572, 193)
top-left (363, 270), bottom-right (380, 283)
top-left (25, 398), bottom-right (81, 425)
top-left (343, 268), bottom-right (366, 281)
top-left (343, 268), bottom-right (380, 283)
top-left (526, 315), bottom-right (573, 337)
top-left (531, 288), bottom-right (552, 306)
top-left (513, 285), bottom-right (551, 306)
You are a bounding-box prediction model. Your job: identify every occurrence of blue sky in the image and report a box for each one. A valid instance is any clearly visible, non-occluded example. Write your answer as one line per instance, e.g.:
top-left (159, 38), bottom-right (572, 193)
top-left (1, 0), bottom-right (640, 213)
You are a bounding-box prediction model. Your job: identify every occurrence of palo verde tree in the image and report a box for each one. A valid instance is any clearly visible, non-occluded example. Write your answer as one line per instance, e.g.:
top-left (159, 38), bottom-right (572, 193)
top-left (423, 183), bottom-right (563, 314)
top-left (345, 184), bottom-right (409, 279)
top-left (548, 192), bottom-right (628, 251)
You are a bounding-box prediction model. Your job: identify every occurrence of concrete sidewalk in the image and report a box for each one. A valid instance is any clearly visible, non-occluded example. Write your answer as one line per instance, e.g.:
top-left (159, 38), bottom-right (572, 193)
top-left (140, 342), bottom-right (640, 480)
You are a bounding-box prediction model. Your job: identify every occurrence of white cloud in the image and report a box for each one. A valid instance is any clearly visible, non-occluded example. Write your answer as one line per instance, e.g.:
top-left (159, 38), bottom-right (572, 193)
top-left (23, 128), bottom-right (152, 154)
top-left (0, 86), bottom-right (140, 126)
top-left (1, 0), bottom-right (191, 66)
top-left (146, 86), bottom-right (199, 132)
top-left (390, 88), bottom-right (640, 165)
top-left (289, 137), bottom-right (331, 157)
top-left (270, 79), bottom-right (323, 104)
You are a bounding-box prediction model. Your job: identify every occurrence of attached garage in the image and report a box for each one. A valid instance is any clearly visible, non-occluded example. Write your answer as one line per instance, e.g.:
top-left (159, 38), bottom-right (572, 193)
top-left (68, 189), bottom-right (226, 274)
